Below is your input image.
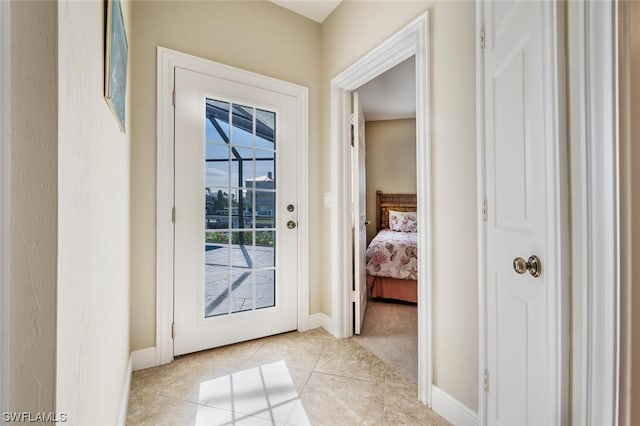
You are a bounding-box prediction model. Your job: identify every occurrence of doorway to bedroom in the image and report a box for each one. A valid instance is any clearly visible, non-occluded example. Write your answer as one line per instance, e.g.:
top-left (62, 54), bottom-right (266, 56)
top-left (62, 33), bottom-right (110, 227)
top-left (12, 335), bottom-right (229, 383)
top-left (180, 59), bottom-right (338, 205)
top-left (350, 55), bottom-right (419, 384)
top-left (329, 12), bottom-right (432, 405)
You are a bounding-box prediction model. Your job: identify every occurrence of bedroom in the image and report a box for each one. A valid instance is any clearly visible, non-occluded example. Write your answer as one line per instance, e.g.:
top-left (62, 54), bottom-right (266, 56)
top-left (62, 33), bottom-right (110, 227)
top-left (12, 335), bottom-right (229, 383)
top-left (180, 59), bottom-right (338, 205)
top-left (349, 55), bottom-right (419, 382)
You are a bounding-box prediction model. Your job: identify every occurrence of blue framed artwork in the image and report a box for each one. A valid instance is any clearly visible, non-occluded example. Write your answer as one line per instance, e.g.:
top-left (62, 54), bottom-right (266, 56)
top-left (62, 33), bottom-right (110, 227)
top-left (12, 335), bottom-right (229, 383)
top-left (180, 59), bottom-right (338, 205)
top-left (105, 0), bottom-right (128, 133)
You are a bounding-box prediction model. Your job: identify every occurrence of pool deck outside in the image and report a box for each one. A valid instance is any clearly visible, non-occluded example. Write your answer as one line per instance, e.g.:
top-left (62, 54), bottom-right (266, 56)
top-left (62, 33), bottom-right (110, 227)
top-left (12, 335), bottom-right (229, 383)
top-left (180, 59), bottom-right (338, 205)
top-left (205, 242), bottom-right (275, 317)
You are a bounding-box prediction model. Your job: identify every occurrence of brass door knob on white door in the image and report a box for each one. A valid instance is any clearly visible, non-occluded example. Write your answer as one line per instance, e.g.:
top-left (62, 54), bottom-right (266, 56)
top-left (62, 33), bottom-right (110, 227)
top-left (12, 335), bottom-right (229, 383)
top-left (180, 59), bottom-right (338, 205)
top-left (287, 220), bottom-right (297, 229)
top-left (513, 255), bottom-right (542, 278)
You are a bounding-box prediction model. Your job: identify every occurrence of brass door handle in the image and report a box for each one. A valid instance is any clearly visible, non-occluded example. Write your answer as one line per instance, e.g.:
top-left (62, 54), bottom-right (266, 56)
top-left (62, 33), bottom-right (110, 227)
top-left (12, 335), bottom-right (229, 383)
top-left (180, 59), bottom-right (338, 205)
top-left (287, 220), bottom-right (297, 229)
top-left (513, 255), bottom-right (542, 278)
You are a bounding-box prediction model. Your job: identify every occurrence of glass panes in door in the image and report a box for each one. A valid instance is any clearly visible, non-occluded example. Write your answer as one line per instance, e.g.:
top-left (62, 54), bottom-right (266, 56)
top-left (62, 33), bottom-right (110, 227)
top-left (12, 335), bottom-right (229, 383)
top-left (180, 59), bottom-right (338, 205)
top-left (204, 98), bottom-right (277, 318)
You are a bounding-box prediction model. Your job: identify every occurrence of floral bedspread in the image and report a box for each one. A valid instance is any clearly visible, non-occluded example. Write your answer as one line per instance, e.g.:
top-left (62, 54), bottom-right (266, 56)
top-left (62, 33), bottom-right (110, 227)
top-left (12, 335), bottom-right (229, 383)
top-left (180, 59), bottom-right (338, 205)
top-left (365, 229), bottom-right (418, 280)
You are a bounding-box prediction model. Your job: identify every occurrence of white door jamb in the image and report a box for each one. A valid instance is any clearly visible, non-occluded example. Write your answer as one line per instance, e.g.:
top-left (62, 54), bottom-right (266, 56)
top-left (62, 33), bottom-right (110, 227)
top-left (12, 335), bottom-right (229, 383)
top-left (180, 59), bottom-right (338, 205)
top-left (571, 2), bottom-right (621, 424)
top-left (475, 3), bottom-right (487, 424)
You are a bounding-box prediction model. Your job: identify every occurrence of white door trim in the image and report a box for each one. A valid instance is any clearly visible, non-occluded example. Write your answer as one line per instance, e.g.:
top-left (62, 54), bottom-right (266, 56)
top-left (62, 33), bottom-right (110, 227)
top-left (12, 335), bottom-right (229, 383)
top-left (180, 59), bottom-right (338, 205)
top-left (0, 0), bottom-right (10, 414)
top-left (474, 3), bottom-right (486, 425)
top-left (329, 12), bottom-right (432, 405)
top-left (156, 47), bottom-right (309, 365)
top-left (571, 2), bottom-right (620, 424)
top-left (477, 1), bottom-right (570, 424)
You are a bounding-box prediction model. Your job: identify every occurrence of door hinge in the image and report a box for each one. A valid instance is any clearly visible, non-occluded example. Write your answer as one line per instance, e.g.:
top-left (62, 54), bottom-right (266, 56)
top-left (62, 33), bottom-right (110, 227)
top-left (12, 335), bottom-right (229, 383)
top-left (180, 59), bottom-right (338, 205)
top-left (351, 290), bottom-right (357, 303)
top-left (480, 25), bottom-right (486, 51)
top-left (350, 124), bottom-right (355, 147)
top-left (484, 369), bottom-right (489, 392)
top-left (172, 206), bottom-right (176, 223)
top-left (172, 89), bottom-right (176, 107)
top-left (482, 199), bottom-right (488, 223)
top-left (171, 322), bottom-right (176, 339)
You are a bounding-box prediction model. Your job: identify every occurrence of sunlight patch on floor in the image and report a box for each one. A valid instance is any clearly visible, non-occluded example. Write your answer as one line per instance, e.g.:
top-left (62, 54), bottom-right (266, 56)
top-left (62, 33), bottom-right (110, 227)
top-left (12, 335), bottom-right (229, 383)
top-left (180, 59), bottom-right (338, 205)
top-left (194, 360), bottom-right (310, 425)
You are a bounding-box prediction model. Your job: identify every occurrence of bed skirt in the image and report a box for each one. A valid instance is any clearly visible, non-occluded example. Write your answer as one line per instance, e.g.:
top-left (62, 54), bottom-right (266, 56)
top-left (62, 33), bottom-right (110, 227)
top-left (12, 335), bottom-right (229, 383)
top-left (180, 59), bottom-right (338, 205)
top-left (366, 275), bottom-right (417, 303)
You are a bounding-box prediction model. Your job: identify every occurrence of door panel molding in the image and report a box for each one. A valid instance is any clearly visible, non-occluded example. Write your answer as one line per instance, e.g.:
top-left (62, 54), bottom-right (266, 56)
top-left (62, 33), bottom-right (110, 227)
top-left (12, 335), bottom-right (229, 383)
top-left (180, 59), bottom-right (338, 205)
top-left (156, 47), bottom-right (309, 365)
top-left (329, 12), bottom-right (432, 405)
top-left (478, 1), bottom-right (569, 424)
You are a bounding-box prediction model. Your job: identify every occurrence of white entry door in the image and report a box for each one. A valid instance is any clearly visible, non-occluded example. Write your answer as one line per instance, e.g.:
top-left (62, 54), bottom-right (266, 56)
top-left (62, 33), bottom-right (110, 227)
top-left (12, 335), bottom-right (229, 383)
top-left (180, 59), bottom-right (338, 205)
top-left (483, 1), bottom-right (564, 424)
top-left (352, 92), bottom-right (367, 334)
top-left (173, 67), bottom-right (299, 356)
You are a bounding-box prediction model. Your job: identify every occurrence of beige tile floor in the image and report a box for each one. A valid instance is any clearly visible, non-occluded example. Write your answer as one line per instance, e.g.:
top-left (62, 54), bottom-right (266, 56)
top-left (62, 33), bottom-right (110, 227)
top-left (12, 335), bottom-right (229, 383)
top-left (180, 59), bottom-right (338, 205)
top-left (127, 328), bottom-right (450, 425)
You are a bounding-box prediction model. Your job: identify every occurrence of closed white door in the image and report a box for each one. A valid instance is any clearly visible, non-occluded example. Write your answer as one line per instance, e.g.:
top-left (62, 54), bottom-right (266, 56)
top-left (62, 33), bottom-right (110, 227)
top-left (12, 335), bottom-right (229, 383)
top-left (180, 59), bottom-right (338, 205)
top-left (484, 1), bottom-right (562, 424)
top-left (352, 92), bottom-right (367, 334)
top-left (173, 67), bottom-right (299, 356)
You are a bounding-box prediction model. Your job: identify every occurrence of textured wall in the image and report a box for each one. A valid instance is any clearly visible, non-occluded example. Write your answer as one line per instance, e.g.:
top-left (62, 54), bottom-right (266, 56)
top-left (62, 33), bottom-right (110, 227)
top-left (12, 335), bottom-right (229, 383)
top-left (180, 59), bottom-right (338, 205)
top-left (9, 0), bottom-right (58, 416)
top-left (619, 1), bottom-right (640, 424)
top-left (56, 0), bottom-right (131, 423)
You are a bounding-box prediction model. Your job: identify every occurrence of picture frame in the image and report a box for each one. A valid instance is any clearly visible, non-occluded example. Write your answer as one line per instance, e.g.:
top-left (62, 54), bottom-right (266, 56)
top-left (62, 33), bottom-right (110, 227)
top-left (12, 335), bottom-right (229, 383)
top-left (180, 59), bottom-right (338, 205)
top-left (104, 0), bottom-right (128, 133)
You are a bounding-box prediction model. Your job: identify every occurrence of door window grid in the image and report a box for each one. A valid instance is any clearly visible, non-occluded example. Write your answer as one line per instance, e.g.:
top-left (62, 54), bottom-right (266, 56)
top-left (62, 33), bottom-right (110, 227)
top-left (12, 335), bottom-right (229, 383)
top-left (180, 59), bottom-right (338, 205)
top-left (204, 98), bottom-right (276, 317)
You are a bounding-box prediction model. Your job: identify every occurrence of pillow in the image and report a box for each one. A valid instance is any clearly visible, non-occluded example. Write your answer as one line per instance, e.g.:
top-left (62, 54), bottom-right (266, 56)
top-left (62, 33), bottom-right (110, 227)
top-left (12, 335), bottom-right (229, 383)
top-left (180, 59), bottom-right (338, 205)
top-left (389, 210), bottom-right (417, 232)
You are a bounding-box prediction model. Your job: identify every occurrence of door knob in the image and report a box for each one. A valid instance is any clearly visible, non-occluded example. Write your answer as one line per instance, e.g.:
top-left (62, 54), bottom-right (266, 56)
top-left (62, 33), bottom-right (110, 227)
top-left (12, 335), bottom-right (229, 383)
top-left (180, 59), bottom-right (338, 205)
top-left (513, 255), bottom-right (541, 278)
top-left (287, 220), bottom-right (297, 229)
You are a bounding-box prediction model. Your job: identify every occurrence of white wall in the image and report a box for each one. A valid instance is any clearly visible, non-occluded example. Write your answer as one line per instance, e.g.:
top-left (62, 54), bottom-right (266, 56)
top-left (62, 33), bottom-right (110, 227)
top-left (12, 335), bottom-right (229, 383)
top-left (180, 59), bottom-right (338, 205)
top-left (9, 0), bottom-right (58, 415)
top-left (364, 119), bottom-right (417, 244)
top-left (56, 0), bottom-right (131, 423)
top-left (321, 1), bottom-right (478, 411)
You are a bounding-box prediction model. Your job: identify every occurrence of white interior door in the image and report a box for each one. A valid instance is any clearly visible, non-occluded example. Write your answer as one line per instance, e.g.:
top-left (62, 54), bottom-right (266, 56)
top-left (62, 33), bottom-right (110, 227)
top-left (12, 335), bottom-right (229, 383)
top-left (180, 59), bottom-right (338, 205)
top-left (352, 92), bottom-right (367, 334)
top-left (484, 1), bottom-right (562, 424)
top-left (173, 67), bottom-right (299, 356)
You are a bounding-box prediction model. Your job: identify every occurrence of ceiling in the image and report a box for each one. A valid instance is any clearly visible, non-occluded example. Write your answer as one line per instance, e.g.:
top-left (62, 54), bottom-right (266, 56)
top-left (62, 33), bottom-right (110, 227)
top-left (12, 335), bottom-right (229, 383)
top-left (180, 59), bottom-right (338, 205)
top-left (267, 1), bottom-right (415, 121)
top-left (357, 56), bottom-right (416, 121)
top-left (268, 0), bottom-right (342, 23)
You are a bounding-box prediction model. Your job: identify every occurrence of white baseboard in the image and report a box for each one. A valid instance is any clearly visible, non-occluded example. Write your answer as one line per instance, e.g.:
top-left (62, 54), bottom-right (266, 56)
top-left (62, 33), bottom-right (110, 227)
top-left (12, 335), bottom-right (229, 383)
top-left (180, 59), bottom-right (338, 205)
top-left (132, 347), bottom-right (157, 371)
top-left (308, 313), bottom-right (338, 337)
top-left (117, 354), bottom-right (133, 426)
top-left (431, 385), bottom-right (478, 426)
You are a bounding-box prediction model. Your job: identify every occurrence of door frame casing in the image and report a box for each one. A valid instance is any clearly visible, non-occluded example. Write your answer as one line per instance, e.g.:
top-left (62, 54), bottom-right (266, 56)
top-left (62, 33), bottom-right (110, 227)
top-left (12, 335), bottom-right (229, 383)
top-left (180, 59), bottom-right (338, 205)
top-left (0, 0), bottom-right (10, 415)
top-left (569, 1), bottom-right (621, 424)
top-left (156, 47), bottom-right (310, 365)
top-left (330, 12), bottom-right (432, 405)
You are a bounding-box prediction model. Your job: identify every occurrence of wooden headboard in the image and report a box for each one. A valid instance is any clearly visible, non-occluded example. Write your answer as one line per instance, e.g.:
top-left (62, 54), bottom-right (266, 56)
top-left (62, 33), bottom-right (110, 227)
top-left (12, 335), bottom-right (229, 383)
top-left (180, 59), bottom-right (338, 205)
top-left (376, 190), bottom-right (417, 232)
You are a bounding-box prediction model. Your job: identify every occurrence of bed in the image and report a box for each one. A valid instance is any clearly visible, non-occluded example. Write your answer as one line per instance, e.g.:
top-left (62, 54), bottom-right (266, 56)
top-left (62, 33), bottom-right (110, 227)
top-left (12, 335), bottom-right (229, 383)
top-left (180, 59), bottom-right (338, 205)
top-left (365, 191), bottom-right (418, 303)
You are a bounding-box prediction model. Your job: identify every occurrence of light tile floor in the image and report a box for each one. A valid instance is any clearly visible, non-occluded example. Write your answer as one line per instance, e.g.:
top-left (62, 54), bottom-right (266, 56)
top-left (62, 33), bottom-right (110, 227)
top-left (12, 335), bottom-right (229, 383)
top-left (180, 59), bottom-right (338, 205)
top-left (127, 329), bottom-right (450, 425)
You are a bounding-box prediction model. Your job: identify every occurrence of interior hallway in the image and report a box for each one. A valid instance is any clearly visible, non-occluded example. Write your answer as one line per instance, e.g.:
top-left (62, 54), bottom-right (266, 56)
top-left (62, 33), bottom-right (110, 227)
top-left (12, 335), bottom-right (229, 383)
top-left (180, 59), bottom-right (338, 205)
top-left (127, 328), bottom-right (447, 425)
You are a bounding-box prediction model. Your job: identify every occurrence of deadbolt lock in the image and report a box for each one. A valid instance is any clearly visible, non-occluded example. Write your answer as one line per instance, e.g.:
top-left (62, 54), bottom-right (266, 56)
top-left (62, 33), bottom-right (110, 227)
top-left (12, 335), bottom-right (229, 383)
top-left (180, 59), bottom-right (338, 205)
top-left (287, 204), bottom-right (295, 212)
top-left (513, 255), bottom-right (542, 278)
